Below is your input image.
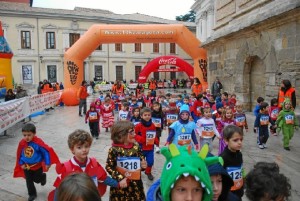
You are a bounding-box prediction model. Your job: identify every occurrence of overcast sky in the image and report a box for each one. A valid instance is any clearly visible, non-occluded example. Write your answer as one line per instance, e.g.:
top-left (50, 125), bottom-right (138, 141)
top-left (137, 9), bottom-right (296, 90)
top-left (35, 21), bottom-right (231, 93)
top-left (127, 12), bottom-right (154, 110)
top-left (33, 0), bottom-right (195, 20)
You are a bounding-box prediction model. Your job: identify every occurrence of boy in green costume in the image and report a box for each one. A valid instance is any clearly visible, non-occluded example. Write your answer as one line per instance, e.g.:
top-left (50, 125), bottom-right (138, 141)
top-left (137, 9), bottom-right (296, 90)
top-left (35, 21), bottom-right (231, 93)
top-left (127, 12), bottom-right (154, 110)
top-left (276, 98), bottom-right (299, 151)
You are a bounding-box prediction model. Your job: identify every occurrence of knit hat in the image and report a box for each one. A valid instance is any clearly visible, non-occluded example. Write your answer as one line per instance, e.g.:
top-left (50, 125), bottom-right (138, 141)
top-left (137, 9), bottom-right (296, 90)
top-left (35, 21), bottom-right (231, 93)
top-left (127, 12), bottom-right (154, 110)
top-left (282, 98), bottom-right (292, 110)
top-left (216, 102), bottom-right (224, 110)
top-left (90, 102), bottom-right (95, 109)
top-left (160, 144), bottom-right (223, 201)
top-left (179, 104), bottom-right (190, 115)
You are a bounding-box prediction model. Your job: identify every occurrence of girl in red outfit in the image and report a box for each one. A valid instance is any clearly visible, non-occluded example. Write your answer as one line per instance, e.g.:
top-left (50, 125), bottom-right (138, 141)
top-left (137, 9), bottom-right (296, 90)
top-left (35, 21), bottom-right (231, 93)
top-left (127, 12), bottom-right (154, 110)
top-left (85, 103), bottom-right (100, 139)
top-left (101, 97), bottom-right (114, 132)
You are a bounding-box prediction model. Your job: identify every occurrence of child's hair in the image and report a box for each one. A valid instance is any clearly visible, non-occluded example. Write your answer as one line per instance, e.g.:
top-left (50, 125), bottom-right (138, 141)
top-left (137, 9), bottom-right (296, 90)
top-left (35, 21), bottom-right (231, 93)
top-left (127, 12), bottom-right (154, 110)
top-left (183, 96), bottom-right (189, 100)
top-left (140, 107), bottom-right (152, 116)
top-left (245, 162), bottom-right (291, 201)
top-left (132, 107), bottom-right (140, 114)
top-left (122, 101), bottom-right (130, 110)
top-left (177, 94), bottom-right (182, 99)
top-left (235, 101), bottom-right (243, 107)
top-left (57, 172), bottom-right (102, 201)
top-left (222, 107), bottom-right (234, 120)
top-left (257, 97), bottom-right (264, 103)
top-left (222, 92), bottom-right (228, 98)
top-left (105, 93), bottom-right (111, 98)
top-left (223, 125), bottom-right (243, 140)
top-left (22, 123), bottom-right (36, 134)
top-left (259, 102), bottom-right (269, 110)
top-left (104, 97), bottom-right (111, 103)
top-left (190, 93), bottom-right (196, 97)
top-left (231, 93), bottom-right (236, 98)
top-left (270, 98), bottom-right (278, 106)
top-left (196, 93), bottom-right (203, 100)
top-left (68, 129), bottom-right (93, 149)
top-left (111, 121), bottom-right (134, 144)
top-left (166, 93), bottom-right (171, 98)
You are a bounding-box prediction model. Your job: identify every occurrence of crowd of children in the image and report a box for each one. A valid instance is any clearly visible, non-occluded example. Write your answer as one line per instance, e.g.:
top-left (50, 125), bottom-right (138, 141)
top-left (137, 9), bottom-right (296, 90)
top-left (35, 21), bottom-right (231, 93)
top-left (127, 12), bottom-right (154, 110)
top-left (13, 84), bottom-right (297, 201)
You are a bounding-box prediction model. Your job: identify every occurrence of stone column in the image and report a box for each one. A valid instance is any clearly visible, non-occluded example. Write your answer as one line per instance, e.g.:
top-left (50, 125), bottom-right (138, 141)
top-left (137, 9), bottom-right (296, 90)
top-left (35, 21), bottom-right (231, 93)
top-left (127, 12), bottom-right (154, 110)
top-left (200, 11), bottom-right (207, 42)
top-left (207, 6), bottom-right (214, 38)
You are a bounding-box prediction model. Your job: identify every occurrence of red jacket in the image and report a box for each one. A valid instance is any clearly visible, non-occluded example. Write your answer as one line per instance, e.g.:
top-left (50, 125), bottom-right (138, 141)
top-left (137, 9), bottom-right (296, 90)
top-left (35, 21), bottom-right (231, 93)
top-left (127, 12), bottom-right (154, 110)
top-left (14, 136), bottom-right (60, 178)
top-left (77, 86), bottom-right (88, 99)
top-left (135, 122), bottom-right (159, 151)
top-left (85, 109), bottom-right (100, 123)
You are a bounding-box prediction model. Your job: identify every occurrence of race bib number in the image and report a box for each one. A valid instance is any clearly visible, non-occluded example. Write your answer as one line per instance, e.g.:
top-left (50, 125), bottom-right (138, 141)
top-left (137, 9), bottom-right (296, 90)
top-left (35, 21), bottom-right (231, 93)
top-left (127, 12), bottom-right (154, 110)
top-left (146, 130), bottom-right (156, 145)
top-left (89, 112), bottom-right (98, 120)
top-left (116, 157), bottom-right (141, 180)
top-left (152, 118), bottom-right (161, 128)
top-left (285, 114), bottom-right (294, 125)
top-left (260, 116), bottom-right (269, 126)
top-left (271, 109), bottom-right (279, 119)
top-left (119, 114), bottom-right (127, 121)
top-left (166, 114), bottom-right (178, 124)
top-left (235, 116), bottom-right (245, 127)
top-left (227, 166), bottom-right (243, 191)
top-left (202, 126), bottom-right (214, 138)
top-left (178, 134), bottom-right (191, 145)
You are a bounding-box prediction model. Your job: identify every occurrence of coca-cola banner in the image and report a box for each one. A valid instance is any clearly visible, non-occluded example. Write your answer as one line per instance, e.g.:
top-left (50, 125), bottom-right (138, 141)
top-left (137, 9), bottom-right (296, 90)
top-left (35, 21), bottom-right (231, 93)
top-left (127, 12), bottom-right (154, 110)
top-left (138, 55), bottom-right (194, 83)
top-left (0, 91), bottom-right (62, 133)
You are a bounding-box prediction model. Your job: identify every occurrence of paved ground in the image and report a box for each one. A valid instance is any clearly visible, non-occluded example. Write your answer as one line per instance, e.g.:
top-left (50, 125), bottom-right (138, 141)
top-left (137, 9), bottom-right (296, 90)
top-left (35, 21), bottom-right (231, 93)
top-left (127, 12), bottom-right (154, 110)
top-left (1, 92), bottom-right (300, 201)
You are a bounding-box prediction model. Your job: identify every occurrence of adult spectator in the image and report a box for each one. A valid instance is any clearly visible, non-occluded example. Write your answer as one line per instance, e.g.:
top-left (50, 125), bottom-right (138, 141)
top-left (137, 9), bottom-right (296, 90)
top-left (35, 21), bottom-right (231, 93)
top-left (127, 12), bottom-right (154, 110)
top-left (37, 81), bottom-right (43, 94)
top-left (278, 79), bottom-right (296, 109)
top-left (211, 77), bottom-right (223, 97)
top-left (149, 78), bottom-right (157, 90)
top-left (5, 89), bottom-right (16, 101)
top-left (191, 77), bottom-right (202, 96)
top-left (15, 85), bottom-right (28, 99)
top-left (59, 82), bottom-right (64, 90)
top-left (41, 79), bottom-right (53, 94)
top-left (77, 80), bottom-right (89, 117)
top-left (111, 80), bottom-right (124, 95)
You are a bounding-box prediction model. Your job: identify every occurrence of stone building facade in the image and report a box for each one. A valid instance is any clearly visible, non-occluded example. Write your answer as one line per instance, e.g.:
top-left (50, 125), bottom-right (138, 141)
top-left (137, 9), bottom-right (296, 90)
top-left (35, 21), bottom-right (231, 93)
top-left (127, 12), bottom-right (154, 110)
top-left (0, 0), bottom-right (194, 90)
top-left (192, 0), bottom-right (300, 110)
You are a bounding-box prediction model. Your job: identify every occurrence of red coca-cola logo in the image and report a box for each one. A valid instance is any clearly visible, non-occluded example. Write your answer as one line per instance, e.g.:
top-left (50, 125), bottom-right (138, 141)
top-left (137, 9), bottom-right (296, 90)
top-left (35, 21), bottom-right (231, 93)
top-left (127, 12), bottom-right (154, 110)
top-left (158, 57), bottom-right (177, 65)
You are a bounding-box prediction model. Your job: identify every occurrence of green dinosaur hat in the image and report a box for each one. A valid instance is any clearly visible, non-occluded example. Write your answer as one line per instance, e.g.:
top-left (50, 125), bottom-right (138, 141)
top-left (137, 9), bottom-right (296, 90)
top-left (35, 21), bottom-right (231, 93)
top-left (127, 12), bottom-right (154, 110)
top-left (282, 98), bottom-right (292, 109)
top-left (160, 144), bottom-right (223, 201)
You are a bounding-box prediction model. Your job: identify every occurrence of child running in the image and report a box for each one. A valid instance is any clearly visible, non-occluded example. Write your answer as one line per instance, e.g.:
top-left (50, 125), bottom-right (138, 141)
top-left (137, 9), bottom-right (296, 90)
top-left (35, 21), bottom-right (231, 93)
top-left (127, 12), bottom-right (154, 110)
top-left (220, 125), bottom-right (244, 200)
top-left (254, 102), bottom-right (276, 149)
top-left (196, 106), bottom-right (220, 152)
top-left (130, 107), bottom-right (141, 126)
top-left (49, 129), bottom-right (119, 200)
top-left (14, 123), bottom-right (60, 201)
top-left (151, 101), bottom-right (164, 153)
top-left (276, 98), bottom-right (299, 151)
top-left (135, 107), bottom-right (159, 180)
top-left (118, 101), bottom-right (131, 121)
top-left (234, 101), bottom-right (248, 134)
top-left (85, 103), bottom-right (100, 140)
top-left (269, 98), bottom-right (280, 136)
top-left (166, 104), bottom-right (199, 150)
top-left (101, 96), bottom-right (115, 132)
top-left (218, 107), bottom-right (235, 155)
top-left (106, 121), bottom-right (147, 201)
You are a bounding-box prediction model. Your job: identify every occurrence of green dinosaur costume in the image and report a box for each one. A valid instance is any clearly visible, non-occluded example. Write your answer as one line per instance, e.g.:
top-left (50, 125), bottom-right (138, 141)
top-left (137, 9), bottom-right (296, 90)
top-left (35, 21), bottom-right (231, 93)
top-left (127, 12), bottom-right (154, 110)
top-left (160, 144), bottom-right (222, 201)
top-left (276, 98), bottom-right (299, 148)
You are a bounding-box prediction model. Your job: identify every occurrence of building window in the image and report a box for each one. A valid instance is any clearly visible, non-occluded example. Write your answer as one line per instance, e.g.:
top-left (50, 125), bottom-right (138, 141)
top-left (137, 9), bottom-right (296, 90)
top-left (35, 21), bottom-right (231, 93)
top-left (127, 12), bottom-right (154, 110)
top-left (21, 31), bottom-right (31, 49)
top-left (22, 65), bottom-right (33, 84)
top-left (115, 43), bottom-right (122, 51)
top-left (46, 32), bottom-right (56, 49)
top-left (170, 71), bottom-right (176, 80)
top-left (135, 66), bottom-right (142, 81)
top-left (135, 43), bottom-right (141, 52)
top-left (153, 43), bottom-right (159, 53)
top-left (96, 44), bottom-right (102, 50)
top-left (170, 43), bottom-right (176, 54)
top-left (47, 65), bottom-right (57, 83)
top-left (94, 65), bottom-right (103, 81)
top-left (69, 33), bottom-right (80, 47)
top-left (116, 65), bottom-right (123, 81)
top-left (154, 72), bottom-right (159, 80)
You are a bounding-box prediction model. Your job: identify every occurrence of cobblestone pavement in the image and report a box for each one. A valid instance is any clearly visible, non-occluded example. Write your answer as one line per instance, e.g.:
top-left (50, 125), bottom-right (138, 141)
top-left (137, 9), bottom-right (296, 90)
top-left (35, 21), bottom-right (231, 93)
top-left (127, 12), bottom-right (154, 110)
top-left (1, 95), bottom-right (300, 201)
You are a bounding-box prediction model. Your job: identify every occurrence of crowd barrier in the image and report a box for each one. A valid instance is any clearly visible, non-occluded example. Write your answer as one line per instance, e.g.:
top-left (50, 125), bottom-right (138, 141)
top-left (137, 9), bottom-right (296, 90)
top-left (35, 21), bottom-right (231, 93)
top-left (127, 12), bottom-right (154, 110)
top-left (0, 90), bottom-right (62, 133)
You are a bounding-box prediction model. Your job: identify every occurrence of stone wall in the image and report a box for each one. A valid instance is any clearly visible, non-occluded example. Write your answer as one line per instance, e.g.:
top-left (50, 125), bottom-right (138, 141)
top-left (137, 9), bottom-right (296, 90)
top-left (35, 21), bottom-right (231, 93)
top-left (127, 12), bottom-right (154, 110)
top-left (204, 8), bottom-right (300, 111)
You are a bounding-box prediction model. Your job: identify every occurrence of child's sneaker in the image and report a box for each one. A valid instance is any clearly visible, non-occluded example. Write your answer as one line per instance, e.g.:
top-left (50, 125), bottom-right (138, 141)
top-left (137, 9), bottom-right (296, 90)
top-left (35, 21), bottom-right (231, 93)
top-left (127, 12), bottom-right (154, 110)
top-left (258, 144), bottom-right (264, 149)
top-left (263, 143), bottom-right (267, 148)
top-left (28, 195), bottom-right (37, 201)
top-left (147, 173), bottom-right (154, 181)
top-left (41, 173), bottom-right (46, 186)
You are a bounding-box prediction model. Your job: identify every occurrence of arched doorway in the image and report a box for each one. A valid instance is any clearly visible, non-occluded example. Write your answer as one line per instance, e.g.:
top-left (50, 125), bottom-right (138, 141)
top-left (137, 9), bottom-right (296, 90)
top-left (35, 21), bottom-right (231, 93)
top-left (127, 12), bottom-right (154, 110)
top-left (62, 24), bottom-right (207, 105)
top-left (250, 56), bottom-right (266, 110)
top-left (138, 56), bottom-right (194, 83)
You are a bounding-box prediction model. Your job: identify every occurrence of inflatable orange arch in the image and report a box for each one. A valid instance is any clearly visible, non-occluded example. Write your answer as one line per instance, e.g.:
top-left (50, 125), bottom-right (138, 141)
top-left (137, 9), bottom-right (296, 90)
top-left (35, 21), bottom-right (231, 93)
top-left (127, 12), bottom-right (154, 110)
top-left (63, 24), bottom-right (207, 105)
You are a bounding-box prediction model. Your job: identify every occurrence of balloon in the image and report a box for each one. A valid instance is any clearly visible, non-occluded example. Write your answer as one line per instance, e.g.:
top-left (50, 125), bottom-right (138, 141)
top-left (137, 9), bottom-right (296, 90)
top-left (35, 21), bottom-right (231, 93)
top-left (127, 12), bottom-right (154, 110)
top-left (61, 88), bottom-right (79, 106)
